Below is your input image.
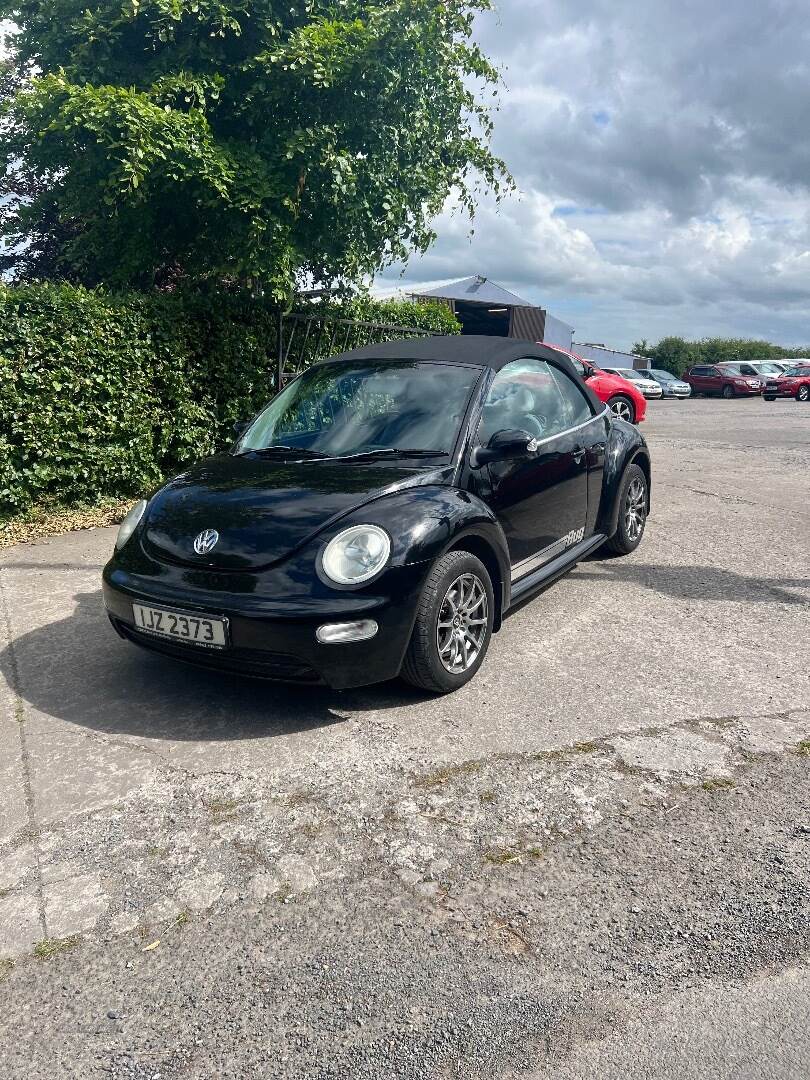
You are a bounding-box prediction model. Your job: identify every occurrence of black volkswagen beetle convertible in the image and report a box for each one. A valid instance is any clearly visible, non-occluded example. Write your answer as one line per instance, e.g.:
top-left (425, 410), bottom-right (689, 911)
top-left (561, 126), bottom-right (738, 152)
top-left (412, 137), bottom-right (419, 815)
top-left (103, 336), bottom-right (651, 693)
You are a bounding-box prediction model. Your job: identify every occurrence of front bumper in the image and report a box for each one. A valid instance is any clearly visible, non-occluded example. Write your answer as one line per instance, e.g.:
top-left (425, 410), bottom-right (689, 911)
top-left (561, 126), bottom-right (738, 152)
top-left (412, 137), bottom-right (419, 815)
top-left (103, 561), bottom-right (430, 689)
top-left (662, 385), bottom-right (691, 397)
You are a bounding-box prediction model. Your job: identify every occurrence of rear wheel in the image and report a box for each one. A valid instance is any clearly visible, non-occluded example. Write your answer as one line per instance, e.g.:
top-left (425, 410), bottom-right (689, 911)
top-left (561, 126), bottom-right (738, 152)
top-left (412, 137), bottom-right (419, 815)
top-left (608, 395), bottom-right (635, 423)
top-left (798, 385), bottom-right (809, 402)
top-left (722, 384), bottom-right (734, 399)
top-left (604, 464), bottom-right (648, 555)
top-left (401, 551), bottom-right (494, 694)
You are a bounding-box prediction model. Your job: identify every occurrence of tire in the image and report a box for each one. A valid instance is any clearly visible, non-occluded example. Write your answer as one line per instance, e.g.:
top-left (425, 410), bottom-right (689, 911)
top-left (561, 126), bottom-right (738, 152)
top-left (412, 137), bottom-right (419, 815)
top-left (722, 384), bottom-right (734, 399)
top-left (604, 463), bottom-right (648, 555)
top-left (764, 395), bottom-right (776, 402)
top-left (401, 551), bottom-right (494, 694)
top-left (607, 395), bottom-right (635, 424)
top-left (798, 385), bottom-right (809, 402)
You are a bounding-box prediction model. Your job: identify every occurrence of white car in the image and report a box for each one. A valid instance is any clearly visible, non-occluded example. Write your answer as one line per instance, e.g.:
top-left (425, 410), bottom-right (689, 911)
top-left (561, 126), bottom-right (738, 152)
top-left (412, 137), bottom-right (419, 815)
top-left (602, 368), bottom-right (664, 399)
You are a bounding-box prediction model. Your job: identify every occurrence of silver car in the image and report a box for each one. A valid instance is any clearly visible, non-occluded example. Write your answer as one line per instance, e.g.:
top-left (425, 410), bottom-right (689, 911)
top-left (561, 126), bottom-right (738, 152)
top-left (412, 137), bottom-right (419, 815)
top-left (637, 368), bottom-right (692, 398)
top-left (602, 367), bottom-right (664, 399)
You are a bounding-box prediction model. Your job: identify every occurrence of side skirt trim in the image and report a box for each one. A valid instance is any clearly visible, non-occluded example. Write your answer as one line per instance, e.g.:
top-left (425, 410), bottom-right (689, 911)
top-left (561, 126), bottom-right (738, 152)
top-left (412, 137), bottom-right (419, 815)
top-left (507, 532), bottom-right (606, 607)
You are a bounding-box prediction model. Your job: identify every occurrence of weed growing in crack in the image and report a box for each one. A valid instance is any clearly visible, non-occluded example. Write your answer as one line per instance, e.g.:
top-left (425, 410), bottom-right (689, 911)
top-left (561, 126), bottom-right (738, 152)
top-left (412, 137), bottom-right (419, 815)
top-left (34, 935), bottom-right (80, 960)
top-left (414, 761), bottom-right (483, 789)
top-left (484, 845), bottom-right (543, 866)
top-left (701, 777), bottom-right (735, 791)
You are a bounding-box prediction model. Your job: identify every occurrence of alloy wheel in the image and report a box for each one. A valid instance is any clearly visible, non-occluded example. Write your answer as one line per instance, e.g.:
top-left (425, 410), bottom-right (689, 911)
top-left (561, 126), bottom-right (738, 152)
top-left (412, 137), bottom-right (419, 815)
top-left (799, 385), bottom-right (809, 402)
top-left (610, 398), bottom-right (633, 422)
top-left (436, 572), bottom-right (489, 674)
top-left (624, 476), bottom-right (647, 542)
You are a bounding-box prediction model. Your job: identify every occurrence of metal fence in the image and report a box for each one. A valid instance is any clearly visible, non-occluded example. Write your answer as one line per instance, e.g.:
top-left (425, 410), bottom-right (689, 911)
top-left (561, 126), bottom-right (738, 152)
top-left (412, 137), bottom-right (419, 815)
top-left (274, 310), bottom-right (440, 388)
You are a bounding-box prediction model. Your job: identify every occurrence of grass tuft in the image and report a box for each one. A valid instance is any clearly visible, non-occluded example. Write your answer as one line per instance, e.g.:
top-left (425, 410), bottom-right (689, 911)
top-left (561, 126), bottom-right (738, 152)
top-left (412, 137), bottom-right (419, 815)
top-left (0, 958), bottom-right (14, 981)
top-left (414, 761), bottom-right (483, 789)
top-left (701, 777), bottom-right (735, 791)
top-left (206, 797), bottom-right (243, 823)
top-left (484, 844), bottom-right (543, 866)
top-left (34, 935), bottom-right (80, 960)
top-left (796, 740), bottom-right (810, 757)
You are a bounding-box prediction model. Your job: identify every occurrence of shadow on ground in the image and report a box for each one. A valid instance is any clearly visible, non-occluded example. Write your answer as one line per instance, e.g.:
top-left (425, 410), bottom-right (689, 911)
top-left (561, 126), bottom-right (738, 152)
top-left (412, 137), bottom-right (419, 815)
top-left (0, 589), bottom-right (431, 742)
top-left (578, 559), bottom-right (809, 606)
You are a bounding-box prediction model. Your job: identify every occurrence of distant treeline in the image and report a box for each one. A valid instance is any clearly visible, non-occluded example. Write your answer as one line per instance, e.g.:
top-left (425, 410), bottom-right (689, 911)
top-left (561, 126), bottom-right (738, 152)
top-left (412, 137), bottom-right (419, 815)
top-left (631, 337), bottom-right (810, 377)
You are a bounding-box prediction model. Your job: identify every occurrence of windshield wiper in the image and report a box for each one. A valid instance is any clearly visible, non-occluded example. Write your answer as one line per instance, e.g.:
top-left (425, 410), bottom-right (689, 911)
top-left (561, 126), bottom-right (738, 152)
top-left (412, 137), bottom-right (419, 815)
top-left (235, 445), bottom-right (326, 459)
top-left (326, 448), bottom-right (449, 463)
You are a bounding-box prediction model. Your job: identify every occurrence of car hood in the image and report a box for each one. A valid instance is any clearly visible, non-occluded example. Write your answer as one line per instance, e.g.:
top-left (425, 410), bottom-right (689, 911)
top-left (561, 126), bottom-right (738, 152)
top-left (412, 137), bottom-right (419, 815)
top-left (142, 453), bottom-right (448, 570)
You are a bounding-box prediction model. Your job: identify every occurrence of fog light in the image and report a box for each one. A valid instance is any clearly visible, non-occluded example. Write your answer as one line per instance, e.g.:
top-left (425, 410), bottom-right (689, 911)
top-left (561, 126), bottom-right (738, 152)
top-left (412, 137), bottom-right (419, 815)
top-left (316, 620), bottom-right (378, 644)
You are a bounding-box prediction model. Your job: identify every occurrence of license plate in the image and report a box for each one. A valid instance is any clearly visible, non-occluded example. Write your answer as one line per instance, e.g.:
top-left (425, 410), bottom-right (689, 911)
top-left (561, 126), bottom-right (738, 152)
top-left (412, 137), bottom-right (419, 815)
top-left (132, 603), bottom-right (228, 648)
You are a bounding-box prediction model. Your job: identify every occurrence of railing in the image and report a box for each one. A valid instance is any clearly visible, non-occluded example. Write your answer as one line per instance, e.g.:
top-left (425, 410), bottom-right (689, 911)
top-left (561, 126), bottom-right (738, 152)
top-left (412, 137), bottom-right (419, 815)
top-left (274, 310), bottom-right (440, 388)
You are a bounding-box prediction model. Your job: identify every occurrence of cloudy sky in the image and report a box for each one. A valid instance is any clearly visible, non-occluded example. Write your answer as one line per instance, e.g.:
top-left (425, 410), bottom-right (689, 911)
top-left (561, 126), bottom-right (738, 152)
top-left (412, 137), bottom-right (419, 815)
top-left (376, 0), bottom-right (810, 350)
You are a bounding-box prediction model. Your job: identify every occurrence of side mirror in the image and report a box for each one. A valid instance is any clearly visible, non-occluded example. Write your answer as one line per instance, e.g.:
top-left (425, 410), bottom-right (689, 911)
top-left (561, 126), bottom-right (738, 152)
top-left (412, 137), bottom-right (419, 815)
top-left (232, 420), bottom-right (249, 439)
top-left (582, 364), bottom-right (595, 379)
top-left (471, 428), bottom-right (538, 468)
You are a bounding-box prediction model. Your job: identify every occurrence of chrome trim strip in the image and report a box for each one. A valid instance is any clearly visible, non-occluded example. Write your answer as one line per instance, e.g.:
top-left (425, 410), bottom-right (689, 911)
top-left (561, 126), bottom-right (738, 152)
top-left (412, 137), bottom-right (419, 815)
top-left (510, 535), bottom-right (572, 582)
top-left (521, 408), bottom-right (607, 454)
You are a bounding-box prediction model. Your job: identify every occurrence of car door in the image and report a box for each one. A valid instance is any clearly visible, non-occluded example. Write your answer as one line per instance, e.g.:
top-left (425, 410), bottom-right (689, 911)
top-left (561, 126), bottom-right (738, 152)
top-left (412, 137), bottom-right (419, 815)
top-left (474, 358), bottom-right (595, 579)
top-left (704, 366), bottom-right (724, 394)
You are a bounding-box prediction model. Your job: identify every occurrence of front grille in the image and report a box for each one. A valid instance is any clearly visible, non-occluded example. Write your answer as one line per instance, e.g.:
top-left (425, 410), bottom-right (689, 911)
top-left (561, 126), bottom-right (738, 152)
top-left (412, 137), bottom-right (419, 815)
top-left (114, 619), bottom-right (322, 683)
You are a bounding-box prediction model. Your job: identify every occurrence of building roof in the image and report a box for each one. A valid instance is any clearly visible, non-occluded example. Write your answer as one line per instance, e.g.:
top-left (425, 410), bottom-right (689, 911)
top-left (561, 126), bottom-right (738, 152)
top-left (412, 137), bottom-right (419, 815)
top-left (414, 275), bottom-right (534, 308)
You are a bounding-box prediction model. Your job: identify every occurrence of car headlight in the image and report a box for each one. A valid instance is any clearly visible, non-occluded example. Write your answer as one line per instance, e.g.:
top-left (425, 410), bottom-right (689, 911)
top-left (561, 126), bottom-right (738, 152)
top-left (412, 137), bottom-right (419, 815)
top-left (321, 525), bottom-right (391, 586)
top-left (115, 499), bottom-right (147, 551)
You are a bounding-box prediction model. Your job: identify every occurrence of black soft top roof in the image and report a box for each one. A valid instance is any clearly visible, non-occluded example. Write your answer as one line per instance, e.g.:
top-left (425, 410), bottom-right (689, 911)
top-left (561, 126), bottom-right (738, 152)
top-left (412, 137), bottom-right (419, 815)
top-left (328, 334), bottom-right (571, 373)
top-left (323, 334), bottom-right (602, 411)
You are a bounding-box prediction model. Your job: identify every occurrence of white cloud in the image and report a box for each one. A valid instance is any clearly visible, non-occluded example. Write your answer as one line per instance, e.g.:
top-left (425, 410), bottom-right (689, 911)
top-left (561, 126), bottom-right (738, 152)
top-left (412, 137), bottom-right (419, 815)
top-left (378, 0), bottom-right (810, 349)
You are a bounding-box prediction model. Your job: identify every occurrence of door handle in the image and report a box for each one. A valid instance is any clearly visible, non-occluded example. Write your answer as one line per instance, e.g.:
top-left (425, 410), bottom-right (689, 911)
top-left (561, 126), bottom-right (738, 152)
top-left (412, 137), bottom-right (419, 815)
top-left (572, 445), bottom-right (586, 464)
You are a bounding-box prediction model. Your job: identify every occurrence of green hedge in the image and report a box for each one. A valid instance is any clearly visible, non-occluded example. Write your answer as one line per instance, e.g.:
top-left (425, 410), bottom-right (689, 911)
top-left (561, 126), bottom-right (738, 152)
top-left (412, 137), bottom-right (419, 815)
top-left (634, 335), bottom-right (810, 377)
top-left (0, 284), bottom-right (459, 517)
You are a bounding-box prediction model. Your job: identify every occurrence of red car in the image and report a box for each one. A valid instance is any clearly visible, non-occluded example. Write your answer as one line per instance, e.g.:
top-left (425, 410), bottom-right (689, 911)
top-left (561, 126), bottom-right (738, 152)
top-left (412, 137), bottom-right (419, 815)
top-left (685, 363), bottom-right (763, 397)
top-left (763, 365), bottom-right (810, 403)
top-left (544, 345), bottom-right (647, 423)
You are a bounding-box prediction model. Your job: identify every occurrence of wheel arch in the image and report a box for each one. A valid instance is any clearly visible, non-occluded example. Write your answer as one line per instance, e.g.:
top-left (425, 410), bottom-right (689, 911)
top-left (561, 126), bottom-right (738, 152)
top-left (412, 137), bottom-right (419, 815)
top-left (596, 421), bottom-right (652, 538)
top-left (445, 533), bottom-right (507, 631)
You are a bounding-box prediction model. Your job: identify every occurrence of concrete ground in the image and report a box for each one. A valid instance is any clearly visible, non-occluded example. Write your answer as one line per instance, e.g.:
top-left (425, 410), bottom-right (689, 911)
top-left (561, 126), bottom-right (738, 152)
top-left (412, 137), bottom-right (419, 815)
top-left (0, 396), bottom-right (808, 1078)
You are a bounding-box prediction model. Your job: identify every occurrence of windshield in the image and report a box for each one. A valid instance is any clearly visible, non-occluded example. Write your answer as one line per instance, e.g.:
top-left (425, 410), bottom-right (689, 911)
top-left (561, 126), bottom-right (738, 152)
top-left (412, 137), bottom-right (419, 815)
top-left (785, 367), bottom-right (809, 376)
top-left (754, 363), bottom-right (782, 373)
top-left (650, 369), bottom-right (676, 382)
top-left (616, 369), bottom-right (643, 379)
top-left (236, 360), bottom-right (481, 459)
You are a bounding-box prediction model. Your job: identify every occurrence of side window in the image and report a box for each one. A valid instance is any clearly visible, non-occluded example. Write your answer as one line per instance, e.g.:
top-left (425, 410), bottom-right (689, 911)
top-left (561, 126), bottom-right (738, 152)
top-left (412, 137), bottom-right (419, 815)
top-left (479, 359), bottom-right (592, 444)
top-left (548, 366), bottom-right (594, 430)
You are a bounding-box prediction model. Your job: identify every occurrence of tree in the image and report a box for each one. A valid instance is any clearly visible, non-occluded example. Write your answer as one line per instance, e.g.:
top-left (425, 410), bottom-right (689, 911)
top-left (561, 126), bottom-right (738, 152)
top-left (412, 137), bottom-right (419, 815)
top-left (0, 0), bottom-right (509, 296)
top-left (642, 336), bottom-right (694, 376)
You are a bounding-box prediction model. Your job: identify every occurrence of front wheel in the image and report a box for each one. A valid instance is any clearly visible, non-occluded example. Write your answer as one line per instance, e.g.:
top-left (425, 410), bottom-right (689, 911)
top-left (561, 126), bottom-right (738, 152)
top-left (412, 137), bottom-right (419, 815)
top-left (608, 395), bottom-right (635, 423)
top-left (401, 551), bottom-right (494, 694)
top-left (722, 384), bottom-right (734, 399)
top-left (604, 464), bottom-right (648, 555)
top-left (798, 385), bottom-right (809, 402)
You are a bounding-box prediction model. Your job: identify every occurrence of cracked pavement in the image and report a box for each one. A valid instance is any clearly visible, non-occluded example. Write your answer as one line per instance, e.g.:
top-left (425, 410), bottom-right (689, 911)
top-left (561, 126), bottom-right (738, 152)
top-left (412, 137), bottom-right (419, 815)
top-left (0, 397), bottom-right (809, 1078)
